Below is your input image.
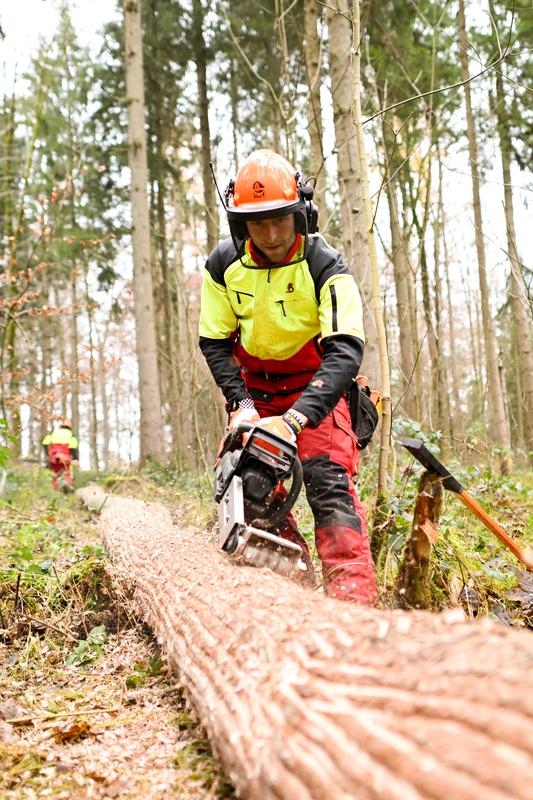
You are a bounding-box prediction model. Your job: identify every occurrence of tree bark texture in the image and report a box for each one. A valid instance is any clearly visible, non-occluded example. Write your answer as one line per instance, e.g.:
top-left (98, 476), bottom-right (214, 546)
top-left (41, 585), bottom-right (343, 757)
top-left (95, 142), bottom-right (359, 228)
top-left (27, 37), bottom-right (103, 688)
top-left (192, 0), bottom-right (218, 253)
top-left (326, 1), bottom-right (379, 383)
top-left (494, 64), bottom-right (533, 457)
top-left (79, 487), bottom-right (533, 800)
top-left (123, 0), bottom-right (165, 463)
top-left (384, 174), bottom-right (418, 421)
top-left (351, 0), bottom-right (392, 503)
top-left (303, 0), bottom-right (326, 213)
top-left (457, 0), bottom-right (510, 458)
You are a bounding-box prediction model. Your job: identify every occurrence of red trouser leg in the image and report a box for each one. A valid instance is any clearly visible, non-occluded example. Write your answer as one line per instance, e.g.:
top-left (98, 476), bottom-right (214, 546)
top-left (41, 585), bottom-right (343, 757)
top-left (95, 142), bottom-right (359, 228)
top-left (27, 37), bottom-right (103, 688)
top-left (63, 464), bottom-right (73, 486)
top-left (298, 400), bottom-right (376, 605)
top-left (315, 523), bottom-right (376, 604)
top-left (253, 394), bottom-right (377, 604)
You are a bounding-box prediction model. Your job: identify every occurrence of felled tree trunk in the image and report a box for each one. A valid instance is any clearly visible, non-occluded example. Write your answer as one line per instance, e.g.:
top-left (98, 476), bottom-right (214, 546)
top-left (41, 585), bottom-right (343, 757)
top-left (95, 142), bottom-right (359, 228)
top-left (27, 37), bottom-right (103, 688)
top-left (397, 470), bottom-right (443, 609)
top-left (78, 487), bottom-right (533, 800)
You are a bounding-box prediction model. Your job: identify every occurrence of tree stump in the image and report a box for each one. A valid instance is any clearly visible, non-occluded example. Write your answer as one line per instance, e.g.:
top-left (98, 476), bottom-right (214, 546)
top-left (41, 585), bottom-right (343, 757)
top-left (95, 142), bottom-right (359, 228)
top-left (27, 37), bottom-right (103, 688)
top-left (78, 486), bottom-right (533, 800)
top-left (398, 470), bottom-right (443, 609)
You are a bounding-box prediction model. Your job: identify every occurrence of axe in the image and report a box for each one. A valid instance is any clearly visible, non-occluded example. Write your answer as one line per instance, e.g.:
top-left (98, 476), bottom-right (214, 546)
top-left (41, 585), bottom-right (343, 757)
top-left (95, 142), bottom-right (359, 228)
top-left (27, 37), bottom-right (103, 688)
top-left (400, 438), bottom-right (533, 571)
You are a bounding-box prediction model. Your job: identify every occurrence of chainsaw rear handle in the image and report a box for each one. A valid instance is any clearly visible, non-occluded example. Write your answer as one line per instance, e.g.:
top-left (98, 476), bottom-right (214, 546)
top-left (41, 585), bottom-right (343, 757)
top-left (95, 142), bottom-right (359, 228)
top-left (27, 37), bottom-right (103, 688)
top-left (253, 456), bottom-right (303, 529)
top-left (231, 422), bottom-right (304, 529)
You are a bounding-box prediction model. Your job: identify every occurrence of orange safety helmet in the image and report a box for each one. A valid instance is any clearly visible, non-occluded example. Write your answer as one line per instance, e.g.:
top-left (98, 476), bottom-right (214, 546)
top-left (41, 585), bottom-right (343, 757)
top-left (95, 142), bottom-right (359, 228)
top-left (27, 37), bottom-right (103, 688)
top-left (225, 149), bottom-right (317, 242)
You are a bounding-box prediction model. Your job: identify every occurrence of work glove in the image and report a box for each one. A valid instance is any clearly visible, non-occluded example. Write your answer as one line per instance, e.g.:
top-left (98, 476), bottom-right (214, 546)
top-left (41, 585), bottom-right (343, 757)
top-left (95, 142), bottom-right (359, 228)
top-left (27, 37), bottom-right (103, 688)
top-left (228, 406), bottom-right (260, 432)
top-left (256, 415), bottom-right (297, 444)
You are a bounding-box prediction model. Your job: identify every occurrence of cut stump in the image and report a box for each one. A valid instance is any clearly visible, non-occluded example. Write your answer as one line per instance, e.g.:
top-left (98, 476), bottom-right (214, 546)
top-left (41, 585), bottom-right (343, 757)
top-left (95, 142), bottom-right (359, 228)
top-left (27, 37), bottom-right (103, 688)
top-left (397, 470), bottom-right (443, 609)
top-left (78, 486), bottom-right (533, 800)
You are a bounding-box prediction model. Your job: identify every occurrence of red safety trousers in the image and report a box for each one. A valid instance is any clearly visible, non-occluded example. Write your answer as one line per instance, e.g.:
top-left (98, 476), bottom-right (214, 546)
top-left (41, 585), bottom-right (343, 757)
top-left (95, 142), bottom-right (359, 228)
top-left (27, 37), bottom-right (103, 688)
top-left (253, 393), bottom-right (377, 605)
top-left (47, 444), bottom-right (73, 491)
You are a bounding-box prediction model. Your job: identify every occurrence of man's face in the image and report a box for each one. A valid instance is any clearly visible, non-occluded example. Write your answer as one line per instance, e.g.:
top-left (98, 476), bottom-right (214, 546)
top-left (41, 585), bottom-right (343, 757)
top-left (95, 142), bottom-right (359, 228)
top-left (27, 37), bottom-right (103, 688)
top-left (246, 213), bottom-right (296, 263)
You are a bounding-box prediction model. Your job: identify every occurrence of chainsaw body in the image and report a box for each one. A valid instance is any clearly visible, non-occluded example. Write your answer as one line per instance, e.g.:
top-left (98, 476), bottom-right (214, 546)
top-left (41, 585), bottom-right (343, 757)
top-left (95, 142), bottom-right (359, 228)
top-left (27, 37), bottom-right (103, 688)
top-left (215, 424), bottom-right (308, 579)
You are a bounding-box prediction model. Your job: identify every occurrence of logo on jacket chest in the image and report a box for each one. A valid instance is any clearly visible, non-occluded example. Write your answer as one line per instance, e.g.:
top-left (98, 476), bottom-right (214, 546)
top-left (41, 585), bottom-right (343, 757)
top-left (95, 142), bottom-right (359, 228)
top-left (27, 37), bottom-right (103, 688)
top-left (286, 282), bottom-right (294, 293)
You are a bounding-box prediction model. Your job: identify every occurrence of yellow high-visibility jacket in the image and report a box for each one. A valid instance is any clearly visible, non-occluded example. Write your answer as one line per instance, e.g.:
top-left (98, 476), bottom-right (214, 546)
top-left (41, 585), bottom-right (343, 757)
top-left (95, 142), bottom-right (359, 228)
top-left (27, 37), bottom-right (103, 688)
top-left (199, 234), bottom-right (365, 425)
top-left (43, 428), bottom-right (78, 452)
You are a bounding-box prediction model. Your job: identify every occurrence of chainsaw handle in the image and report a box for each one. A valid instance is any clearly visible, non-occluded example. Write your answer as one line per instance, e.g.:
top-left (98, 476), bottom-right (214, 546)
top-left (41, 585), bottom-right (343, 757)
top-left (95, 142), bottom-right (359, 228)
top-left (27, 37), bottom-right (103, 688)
top-left (216, 422), bottom-right (254, 464)
top-left (253, 455), bottom-right (304, 529)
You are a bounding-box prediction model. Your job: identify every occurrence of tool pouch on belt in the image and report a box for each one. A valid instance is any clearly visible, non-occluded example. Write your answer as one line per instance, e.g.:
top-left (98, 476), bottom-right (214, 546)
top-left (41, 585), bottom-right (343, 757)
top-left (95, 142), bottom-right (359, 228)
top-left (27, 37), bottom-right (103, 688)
top-left (347, 381), bottom-right (380, 450)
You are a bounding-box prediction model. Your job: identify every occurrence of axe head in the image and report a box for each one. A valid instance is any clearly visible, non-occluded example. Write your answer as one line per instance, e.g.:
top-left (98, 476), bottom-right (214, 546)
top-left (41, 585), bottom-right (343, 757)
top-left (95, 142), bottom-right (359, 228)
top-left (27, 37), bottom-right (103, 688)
top-left (400, 438), bottom-right (463, 493)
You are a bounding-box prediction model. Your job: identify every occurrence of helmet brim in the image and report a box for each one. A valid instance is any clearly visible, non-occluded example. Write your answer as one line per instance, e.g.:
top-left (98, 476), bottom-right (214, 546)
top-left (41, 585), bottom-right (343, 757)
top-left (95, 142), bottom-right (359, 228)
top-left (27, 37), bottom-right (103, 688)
top-left (226, 199), bottom-right (303, 221)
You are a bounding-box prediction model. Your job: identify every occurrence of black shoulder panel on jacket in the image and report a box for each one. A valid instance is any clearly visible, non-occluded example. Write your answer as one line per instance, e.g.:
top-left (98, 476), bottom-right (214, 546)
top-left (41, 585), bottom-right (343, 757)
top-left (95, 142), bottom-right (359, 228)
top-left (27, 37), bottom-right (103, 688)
top-left (306, 234), bottom-right (350, 301)
top-left (205, 238), bottom-right (239, 286)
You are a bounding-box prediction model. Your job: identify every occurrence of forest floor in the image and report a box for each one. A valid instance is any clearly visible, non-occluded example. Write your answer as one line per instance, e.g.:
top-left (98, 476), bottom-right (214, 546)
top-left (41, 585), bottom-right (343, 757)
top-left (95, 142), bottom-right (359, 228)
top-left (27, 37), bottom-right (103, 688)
top-left (1, 457), bottom-right (532, 798)
top-left (0, 464), bottom-right (234, 800)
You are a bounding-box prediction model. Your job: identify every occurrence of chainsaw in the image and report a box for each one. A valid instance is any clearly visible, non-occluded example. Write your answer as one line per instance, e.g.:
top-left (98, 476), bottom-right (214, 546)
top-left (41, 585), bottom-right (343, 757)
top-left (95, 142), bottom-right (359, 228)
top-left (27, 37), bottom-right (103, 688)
top-left (214, 423), bottom-right (310, 580)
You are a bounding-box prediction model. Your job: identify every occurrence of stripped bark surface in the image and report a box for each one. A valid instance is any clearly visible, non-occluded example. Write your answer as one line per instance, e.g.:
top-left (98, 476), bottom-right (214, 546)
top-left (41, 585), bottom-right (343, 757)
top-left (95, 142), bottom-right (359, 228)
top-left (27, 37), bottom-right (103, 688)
top-left (398, 470), bottom-right (443, 609)
top-left (78, 487), bottom-right (533, 800)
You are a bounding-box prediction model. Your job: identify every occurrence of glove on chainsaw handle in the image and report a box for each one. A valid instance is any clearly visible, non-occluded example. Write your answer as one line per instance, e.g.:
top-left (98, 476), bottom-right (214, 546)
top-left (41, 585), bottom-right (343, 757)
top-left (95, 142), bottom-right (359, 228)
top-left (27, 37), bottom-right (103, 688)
top-left (229, 423), bottom-right (304, 529)
top-left (255, 415), bottom-right (297, 444)
top-left (228, 406), bottom-right (260, 432)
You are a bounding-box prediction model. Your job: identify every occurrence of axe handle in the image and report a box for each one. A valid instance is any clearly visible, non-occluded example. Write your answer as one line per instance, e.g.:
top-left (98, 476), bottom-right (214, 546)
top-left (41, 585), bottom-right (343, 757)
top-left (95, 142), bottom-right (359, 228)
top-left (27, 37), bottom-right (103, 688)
top-left (457, 491), bottom-right (531, 568)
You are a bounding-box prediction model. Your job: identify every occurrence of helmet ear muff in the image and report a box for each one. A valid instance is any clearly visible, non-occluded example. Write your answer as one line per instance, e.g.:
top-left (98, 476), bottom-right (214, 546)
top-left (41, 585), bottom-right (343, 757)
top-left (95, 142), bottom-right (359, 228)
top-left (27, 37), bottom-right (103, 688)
top-left (297, 180), bottom-right (319, 235)
top-left (224, 178), bottom-right (235, 208)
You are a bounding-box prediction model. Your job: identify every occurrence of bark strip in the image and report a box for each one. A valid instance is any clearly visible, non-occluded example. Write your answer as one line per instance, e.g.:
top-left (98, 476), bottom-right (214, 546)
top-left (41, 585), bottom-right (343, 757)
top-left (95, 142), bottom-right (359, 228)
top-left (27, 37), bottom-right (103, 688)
top-left (78, 487), bottom-right (533, 800)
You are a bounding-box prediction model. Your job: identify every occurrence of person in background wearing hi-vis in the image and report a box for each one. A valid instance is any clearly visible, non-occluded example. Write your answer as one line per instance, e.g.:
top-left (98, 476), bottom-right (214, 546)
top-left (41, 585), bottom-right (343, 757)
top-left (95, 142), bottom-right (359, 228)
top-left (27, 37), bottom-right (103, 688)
top-left (199, 148), bottom-right (377, 605)
top-left (42, 420), bottom-right (79, 492)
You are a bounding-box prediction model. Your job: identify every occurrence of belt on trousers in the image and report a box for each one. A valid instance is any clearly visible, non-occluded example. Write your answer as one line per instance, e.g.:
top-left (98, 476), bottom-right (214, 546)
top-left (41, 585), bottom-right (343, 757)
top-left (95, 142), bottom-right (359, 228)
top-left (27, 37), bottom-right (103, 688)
top-left (249, 384), bottom-right (309, 402)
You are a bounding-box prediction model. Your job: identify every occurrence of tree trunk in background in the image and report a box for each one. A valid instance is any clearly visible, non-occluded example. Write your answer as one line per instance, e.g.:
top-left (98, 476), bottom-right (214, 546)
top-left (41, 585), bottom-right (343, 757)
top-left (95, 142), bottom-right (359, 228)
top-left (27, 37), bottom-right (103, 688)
top-left (38, 327), bottom-right (51, 456)
top-left (457, 0), bottom-right (510, 465)
top-left (79, 487), bottom-right (533, 800)
top-left (69, 268), bottom-right (80, 435)
top-left (432, 198), bottom-right (451, 444)
top-left (97, 331), bottom-right (110, 470)
top-left (351, 0), bottom-right (391, 515)
top-left (438, 144), bottom-right (462, 439)
top-left (326, 0), bottom-right (379, 384)
top-left (494, 66), bottom-right (533, 458)
top-left (148, 12), bottom-right (181, 454)
top-left (123, 0), bottom-right (165, 464)
top-left (169, 177), bottom-right (195, 468)
top-left (228, 58), bottom-right (240, 169)
top-left (463, 270), bottom-right (484, 429)
top-left (84, 269), bottom-right (99, 471)
top-left (302, 0), bottom-right (326, 214)
top-left (384, 171), bottom-right (418, 420)
top-left (191, 0), bottom-right (217, 253)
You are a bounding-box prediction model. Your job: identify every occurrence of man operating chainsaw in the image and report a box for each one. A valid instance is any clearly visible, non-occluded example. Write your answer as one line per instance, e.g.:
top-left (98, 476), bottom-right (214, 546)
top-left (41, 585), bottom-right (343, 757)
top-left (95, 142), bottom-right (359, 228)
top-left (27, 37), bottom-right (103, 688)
top-left (199, 148), bottom-right (377, 605)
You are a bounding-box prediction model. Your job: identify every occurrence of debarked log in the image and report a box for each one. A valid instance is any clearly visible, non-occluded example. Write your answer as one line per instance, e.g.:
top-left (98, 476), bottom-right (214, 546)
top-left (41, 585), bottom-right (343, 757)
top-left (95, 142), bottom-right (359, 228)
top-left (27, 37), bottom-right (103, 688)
top-left (78, 486), bottom-right (533, 800)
